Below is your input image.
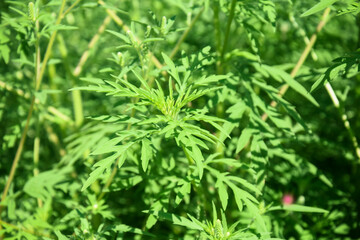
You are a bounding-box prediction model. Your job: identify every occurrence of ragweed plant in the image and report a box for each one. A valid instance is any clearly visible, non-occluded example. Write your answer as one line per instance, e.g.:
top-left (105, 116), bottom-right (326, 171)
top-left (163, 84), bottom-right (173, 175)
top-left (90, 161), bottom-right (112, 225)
top-left (1, 0), bottom-right (360, 239)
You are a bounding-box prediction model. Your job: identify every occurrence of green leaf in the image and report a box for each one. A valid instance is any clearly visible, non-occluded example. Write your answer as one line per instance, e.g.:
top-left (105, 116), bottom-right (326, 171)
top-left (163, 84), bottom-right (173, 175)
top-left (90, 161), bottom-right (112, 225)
top-left (195, 75), bottom-right (228, 86)
top-left (310, 75), bottom-right (326, 93)
top-left (82, 143), bottom-right (132, 191)
top-left (132, 68), bottom-right (151, 91)
top-left (54, 230), bottom-right (69, 240)
top-left (141, 138), bottom-right (152, 171)
top-left (175, 180), bottom-right (191, 205)
top-left (227, 176), bottom-right (262, 195)
top-left (144, 210), bottom-right (203, 230)
top-left (243, 198), bottom-right (267, 233)
top-left (186, 144), bottom-right (204, 179)
top-left (80, 77), bottom-right (104, 85)
top-left (269, 204), bottom-right (329, 213)
top-left (236, 128), bottom-right (253, 153)
top-left (216, 179), bottom-right (229, 210)
top-left (9, 6), bottom-right (27, 17)
top-left (142, 37), bottom-right (165, 43)
top-left (227, 181), bottom-right (258, 204)
top-left (212, 201), bottom-right (218, 225)
top-left (0, 45), bottom-right (10, 64)
top-left (162, 52), bottom-right (181, 85)
top-left (24, 167), bottom-right (71, 201)
top-left (284, 76), bottom-right (319, 107)
top-left (263, 65), bottom-right (319, 107)
top-left (187, 214), bottom-right (208, 230)
top-left (114, 224), bottom-right (156, 237)
top-left (81, 155), bottom-right (116, 192)
top-left (92, 137), bottom-right (124, 155)
top-left (301, 0), bottom-right (337, 17)
top-left (106, 30), bottom-right (130, 43)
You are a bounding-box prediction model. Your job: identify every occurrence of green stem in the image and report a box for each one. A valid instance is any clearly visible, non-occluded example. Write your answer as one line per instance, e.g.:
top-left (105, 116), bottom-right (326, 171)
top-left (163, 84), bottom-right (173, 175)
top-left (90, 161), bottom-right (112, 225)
top-left (219, 0), bottom-right (237, 73)
top-left (213, 1), bottom-right (222, 58)
top-left (181, 145), bottom-right (194, 165)
top-left (169, 7), bottom-right (204, 59)
top-left (34, 19), bottom-right (43, 208)
top-left (35, 0), bottom-right (67, 91)
top-left (97, 156), bottom-right (122, 201)
top-left (33, 116), bottom-right (42, 208)
top-left (62, 0), bottom-right (82, 18)
top-left (72, 90), bottom-right (84, 127)
top-left (215, 0), bottom-right (237, 154)
top-left (0, 98), bottom-right (35, 215)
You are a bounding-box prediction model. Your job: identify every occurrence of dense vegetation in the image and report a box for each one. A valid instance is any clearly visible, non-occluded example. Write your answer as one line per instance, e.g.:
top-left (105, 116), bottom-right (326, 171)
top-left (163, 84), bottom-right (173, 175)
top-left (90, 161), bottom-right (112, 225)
top-left (1, 0), bottom-right (360, 239)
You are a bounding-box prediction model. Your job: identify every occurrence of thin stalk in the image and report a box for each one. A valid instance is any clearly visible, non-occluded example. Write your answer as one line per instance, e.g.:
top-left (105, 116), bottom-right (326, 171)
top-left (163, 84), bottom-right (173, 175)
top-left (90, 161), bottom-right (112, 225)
top-left (213, 1), bottom-right (222, 57)
top-left (325, 83), bottom-right (360, 161)
top-left (215, 0), bottom-right (237, 155)
top-left (169, 7), bottom-right (204, 59)
top-left (70, 16), bottom-right (112, 126)
top-left (218, 0), bottom-right (237, 73)
top-left (62, 0), bottom-right (82, 18)
top-left (97, 156), bottom-right (122, 201)
top-left (0, 0), bottom-right (67, 219)
top-left (45, 123), bottom-right (66, 157)
top-left (33, 120), bottom-right (42, 207)
top-left (73, 16), bottom-right (112, 77)
top-left (34, 15), bottom-right (43, 209)
top-left (48, 63), bottom-right (59, 103)
top-left (47, 106), bottom-right (73, 123)
top-left (236, 8), bottom-right (332, 156)
top-left (35, 0), bottom-right (67, 91)
top-left (261, 7), bottom-right (331, 121)
top-left (290, 10), bottom-right (360, 162)
top-left (0, 98), bottom-right (35, 213)
top-left (35, 19), bottom-right (41, 90)
top-left (71, 90), bottom-right (84, 127)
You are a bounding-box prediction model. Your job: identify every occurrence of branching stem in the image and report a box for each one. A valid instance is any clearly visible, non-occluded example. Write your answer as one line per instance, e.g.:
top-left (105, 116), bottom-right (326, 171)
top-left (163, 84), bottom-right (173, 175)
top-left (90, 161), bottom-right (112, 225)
top-left (261, 7), bottom-right (331, 121)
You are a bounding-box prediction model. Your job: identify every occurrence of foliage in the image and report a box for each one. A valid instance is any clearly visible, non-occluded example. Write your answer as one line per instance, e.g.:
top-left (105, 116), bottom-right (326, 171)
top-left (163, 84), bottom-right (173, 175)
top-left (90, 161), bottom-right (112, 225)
top-left (0, 0), bottom-right (359, 239)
